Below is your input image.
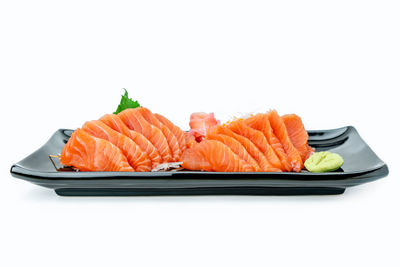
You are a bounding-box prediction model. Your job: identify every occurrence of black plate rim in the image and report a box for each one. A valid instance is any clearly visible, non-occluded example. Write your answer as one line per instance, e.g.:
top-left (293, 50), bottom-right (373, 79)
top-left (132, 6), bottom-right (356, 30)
top-left (10, 163), bottom-right (388, 180)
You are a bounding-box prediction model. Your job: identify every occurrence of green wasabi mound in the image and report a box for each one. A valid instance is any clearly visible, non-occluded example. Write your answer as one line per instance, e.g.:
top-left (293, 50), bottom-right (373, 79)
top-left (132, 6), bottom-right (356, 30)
top-left (304, 151), bottom-right (344, 173)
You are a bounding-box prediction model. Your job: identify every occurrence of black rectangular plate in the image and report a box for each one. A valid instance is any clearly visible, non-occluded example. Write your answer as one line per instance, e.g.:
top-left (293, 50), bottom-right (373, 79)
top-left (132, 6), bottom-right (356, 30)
top-left (10, 126), bottom-right (388, 196)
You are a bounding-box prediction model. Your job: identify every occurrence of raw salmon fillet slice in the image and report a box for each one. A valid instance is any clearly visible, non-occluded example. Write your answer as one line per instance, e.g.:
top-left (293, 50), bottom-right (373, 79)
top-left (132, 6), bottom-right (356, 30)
top-left (136, 107), bottom-right (181, 161)
top-left (118, 109), bottom-right (173, 162)
top-left (206, 132), bottom-right (261, 171)
top-left (227, 119), bottom-right (283, 170)
top-left (181, 140), bottom-right (253, 172)
top-left (154, 113), bottom-right (186, 151)
top-left (82, 120), bottom-right (152, 172)
top-left (245, 114), bottom-right (292, 171)
top-left (60, 129), bottom-right (133, 172)
top-left (99, 114), bottom-right (162, 168)
top-left (212, 126), bottom-right (280, 172)
top-left (282, 114), bottom-right (314, 162)
top-left (267, 110), bottom-right (303, 172)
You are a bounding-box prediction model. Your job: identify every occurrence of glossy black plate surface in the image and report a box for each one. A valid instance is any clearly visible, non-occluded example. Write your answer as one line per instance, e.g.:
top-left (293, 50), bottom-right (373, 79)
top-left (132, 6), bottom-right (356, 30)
top-left (10, 127), bottom-right (388, 196)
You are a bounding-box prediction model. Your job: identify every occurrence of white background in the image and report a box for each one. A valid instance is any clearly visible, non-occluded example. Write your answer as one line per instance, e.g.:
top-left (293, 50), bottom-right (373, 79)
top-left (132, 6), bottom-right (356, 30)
top-left (1, 1), bottom-right (399, 266)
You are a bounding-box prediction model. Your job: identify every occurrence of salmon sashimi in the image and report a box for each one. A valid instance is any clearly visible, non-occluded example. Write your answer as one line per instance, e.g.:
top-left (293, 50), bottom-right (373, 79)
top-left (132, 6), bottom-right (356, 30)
top-left (59, 98), bottom-right (314, 173)
top-left (60, 129), bottom-right (134, 172)
top-left (154, 113), bottom-right (186, 151)
top-left (206, 132), bottom-right (261, 171)
top-left (227, 119), bottom-right (283, 170)
top-left (245, 114), bottom-right (292, 171)
top-left (136, 107), bottom-right (181, 161)
top-left (99, 114), bottom-right (135, 137)
top-left (282, 114), bottom-right (314, 162)
top-left (99, 114), bottom-right (162, 168)
top-left (82, 120), bottom-right (152, 172)
top-left (212, 126), bottom-right (281, 172)
top-left (118, 109), bottom-right (173, 162)
top-left (267, 110), bottom-right (303, 172)
top-left (181, 140), bottom-right (253, 172)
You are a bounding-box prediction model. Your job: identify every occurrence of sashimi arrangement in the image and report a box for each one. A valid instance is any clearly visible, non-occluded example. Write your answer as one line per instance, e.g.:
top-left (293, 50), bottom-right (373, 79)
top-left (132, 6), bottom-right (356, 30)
top-left (60, 90), bottom-right (343, 173)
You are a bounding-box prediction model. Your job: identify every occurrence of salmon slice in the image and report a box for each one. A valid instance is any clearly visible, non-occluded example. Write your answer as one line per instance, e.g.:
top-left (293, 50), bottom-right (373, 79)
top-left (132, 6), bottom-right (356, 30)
top-left (117, 109), bottom-right (174, 163)
top-left (99, 114), bottom-right (162, 168)
top-left (60, 129), bottom-right (133, 172)
top-left (245, 114), bottom-right (292, 171)
top-left (212, 126), bottom-right (280, 172)
top-left (282, 114), bottom-right (314, 162)
top-left (206, 132), bottom-right (261, 171)
top-left (135, 107), bottom-right (181, 161)
top-left (227, 119), bottom-right (283, 170)
top-left (118, 109), bottom-right (173, 162)
top-left (82, 120), bottom-right (152, 172)
top-left (267, 110), bottom-right (303, 172)
top-left (181, 140), bottom-right (253, 172)
top-left (154, 113), bottom-right (186, 151)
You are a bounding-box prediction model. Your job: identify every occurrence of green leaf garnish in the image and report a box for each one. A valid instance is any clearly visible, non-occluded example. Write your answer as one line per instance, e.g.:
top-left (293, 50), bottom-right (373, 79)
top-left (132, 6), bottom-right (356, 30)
top-left (114, 89), bottom-right (140, 114)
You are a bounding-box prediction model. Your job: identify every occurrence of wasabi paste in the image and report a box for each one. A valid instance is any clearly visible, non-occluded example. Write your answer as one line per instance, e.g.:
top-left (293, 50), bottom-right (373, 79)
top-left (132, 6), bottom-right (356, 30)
top-left (304, 151), bottom-right (344, 173)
